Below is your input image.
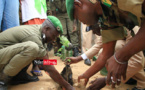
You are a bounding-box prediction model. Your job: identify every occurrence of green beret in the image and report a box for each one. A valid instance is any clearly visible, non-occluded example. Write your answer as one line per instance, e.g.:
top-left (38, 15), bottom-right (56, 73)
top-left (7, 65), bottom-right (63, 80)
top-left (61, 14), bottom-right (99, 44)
top-left (47, 16), bottom-right (63, 34)
top-left (66, 0), bottom-right (74, 20)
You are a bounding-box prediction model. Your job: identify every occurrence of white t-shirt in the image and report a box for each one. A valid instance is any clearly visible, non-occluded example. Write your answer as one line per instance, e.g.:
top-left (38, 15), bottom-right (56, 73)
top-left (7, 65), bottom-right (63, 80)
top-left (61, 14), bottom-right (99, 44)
top-left (21, 0), bottom-right (47, 23)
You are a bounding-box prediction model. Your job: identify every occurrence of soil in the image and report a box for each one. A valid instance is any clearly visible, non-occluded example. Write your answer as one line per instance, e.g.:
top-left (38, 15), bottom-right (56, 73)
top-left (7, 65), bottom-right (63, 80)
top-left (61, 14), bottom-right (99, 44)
top-left (8, 7), bottom-right (140, 90)
top-left (8, 51), bottom-right (135, 90)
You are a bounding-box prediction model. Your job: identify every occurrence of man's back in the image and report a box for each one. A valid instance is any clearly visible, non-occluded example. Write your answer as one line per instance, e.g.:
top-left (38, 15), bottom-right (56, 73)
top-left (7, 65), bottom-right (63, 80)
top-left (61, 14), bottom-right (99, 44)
top-left (0, 25), bottom-right (42, 48)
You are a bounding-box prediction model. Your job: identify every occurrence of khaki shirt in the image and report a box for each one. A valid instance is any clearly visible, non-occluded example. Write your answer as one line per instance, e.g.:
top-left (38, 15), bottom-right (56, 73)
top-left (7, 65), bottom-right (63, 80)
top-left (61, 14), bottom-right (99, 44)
top-left (0, 25), bottom-right (47, 58)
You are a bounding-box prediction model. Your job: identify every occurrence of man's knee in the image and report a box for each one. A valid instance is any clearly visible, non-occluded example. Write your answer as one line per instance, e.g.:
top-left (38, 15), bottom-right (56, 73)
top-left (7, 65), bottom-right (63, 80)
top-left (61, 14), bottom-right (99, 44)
top-left (23, 41), bottom-right (39, 56)
top-left (28, 41), bottom-right (39, 51)
top-left (115, 40), bottom-right (125, 51)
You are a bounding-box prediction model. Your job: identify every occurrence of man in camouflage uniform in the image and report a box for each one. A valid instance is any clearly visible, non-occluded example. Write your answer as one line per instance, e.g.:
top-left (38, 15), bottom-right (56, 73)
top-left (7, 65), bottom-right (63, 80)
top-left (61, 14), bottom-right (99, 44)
top-left (49, 0), bottom-right (79, 57)
top-left (65, 0), bottom-right (145, 90)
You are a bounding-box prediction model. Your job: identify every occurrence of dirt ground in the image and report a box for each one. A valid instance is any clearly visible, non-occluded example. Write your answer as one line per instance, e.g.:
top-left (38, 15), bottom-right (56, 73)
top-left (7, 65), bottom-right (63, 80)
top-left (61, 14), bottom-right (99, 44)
top-left (8, 51), bottom-right (136, 90)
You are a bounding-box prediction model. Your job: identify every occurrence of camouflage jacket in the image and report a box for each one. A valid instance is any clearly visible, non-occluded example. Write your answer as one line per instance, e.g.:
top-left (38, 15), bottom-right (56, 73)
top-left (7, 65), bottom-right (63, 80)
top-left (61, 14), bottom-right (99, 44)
top-left (100, 0), bottom-right (139, 30)
top-left (49, 0), bottom-right (67, 13)
top-left (97, 0), bottom-right (143, 43)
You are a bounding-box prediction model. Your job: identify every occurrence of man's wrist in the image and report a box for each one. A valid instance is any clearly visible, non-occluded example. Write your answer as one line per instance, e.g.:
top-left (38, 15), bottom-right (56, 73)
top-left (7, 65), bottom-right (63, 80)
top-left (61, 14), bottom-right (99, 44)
top-left (83, 72), bottom-right (90, 79)
top-left (115, 51), bottom-right (131, 62)
top-left (114, 53), bottom-right (128, 64)
top-left (77, 56), bottom-right (83, 61)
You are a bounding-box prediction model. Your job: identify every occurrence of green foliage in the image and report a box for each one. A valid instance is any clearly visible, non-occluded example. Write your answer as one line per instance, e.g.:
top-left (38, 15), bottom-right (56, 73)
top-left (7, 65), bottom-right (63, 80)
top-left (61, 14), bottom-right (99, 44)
top-left (55, 53), bottom-right (61, 57)
top-left (59, 36), bottom-right (70, 47)
top-left (56, 36), bottom-right (72, 61)
top-left (58, 48), bottom-right (62, 52)
top-left (67, 59), bottom-right (71, 62)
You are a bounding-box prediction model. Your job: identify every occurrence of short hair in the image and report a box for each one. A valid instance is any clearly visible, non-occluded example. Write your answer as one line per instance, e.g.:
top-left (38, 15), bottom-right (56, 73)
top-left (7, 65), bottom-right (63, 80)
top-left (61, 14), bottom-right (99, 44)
top-left (42, 19), bottom-right (56, 31)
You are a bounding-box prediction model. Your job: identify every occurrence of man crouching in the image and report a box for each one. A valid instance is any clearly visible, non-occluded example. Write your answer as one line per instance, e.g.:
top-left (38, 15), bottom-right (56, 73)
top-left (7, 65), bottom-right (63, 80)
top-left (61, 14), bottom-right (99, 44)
top-left (0, 16), bottom-right (74, 90)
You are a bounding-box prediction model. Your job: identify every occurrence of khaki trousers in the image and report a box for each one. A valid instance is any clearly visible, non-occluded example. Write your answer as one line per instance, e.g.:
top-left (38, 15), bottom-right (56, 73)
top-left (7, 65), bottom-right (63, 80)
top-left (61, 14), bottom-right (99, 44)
top-left (116, 40), bottom-right (145, 89)
top-left (0, 41), bottom-right (39, 76)
top-left (115, 30), bottom-right (145, 89)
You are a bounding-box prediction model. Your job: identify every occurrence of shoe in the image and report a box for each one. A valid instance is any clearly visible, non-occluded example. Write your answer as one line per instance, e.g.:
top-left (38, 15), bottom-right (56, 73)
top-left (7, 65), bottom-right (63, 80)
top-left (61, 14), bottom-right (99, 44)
top-left (84, 59), bottom-right (91, 66)
top-left (0, 81), bottom-right (7, 90)
top-left (73, 47), bottom-right (79, 57)
top-left (125, 78), bottom-right (137, 85)
top-left (31, 70), bottom-right (42, 76)
top-left (132, 87), bottom-right (145, 90)
top-left (0, 72), bottom-right (12, 90)
top-left (11, 72), bottom-right (39, 85)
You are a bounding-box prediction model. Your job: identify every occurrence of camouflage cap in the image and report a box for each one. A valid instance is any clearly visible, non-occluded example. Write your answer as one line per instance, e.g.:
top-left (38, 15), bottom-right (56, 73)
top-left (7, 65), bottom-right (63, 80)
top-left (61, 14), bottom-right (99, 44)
top-left (47, 16), bottom-right (63, 34)
top-left (66, 0), bottom-right (74, 20)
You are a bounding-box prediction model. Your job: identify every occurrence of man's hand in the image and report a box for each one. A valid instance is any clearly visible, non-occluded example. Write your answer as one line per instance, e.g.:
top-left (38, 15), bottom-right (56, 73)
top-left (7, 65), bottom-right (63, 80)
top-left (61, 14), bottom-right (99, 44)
top-left (78, 74), bottom-right (89, 86)
top-left (72, 20), bottom-right (77, 32)
top-left (65, 56), bottom-right (82, 64)
top-left (72, 24), bottom-right (77, 32)
top-left (42, 65), bottom-right (74, 90)
top-left (106, 56), bottom-right (128, 88)
top-left (87, 77), bottom-right (106, 90)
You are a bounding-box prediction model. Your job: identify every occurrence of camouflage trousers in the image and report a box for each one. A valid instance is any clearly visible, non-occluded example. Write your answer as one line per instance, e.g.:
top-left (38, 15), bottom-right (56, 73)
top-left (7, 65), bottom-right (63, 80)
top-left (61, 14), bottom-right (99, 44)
top-left (58, 16), bottom-right (79, 47)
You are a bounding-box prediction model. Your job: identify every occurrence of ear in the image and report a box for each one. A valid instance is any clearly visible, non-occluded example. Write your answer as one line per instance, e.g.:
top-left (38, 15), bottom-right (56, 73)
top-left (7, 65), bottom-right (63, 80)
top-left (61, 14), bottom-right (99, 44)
top-left (46, 25), bottom-right (50, 31)
top-left (74, 0), bottom-right (82, 7)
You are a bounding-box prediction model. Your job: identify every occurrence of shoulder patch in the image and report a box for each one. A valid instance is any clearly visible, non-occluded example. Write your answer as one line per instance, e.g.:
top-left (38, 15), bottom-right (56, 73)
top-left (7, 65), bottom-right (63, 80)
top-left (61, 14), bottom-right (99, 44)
top-left (101, 0), bottom-right (112, 7)
top-left (89, 0), bottom-right (97, 4)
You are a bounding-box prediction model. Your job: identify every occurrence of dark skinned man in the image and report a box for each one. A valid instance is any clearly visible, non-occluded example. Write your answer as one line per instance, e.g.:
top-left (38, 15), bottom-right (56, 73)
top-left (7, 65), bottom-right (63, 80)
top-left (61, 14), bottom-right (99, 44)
top-left (0, 16), bottom-right (74, 90)
top-left (65, 0), bottom-right (145, 89)
top-left (67, 26), bottom-right (145, 90)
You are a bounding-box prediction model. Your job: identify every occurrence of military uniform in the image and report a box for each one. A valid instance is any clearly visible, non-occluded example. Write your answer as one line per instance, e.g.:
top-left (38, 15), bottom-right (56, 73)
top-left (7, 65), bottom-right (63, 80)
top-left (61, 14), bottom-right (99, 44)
top-left (0, 16), bottom-right (63, 77)
top-left (0, 25), bottom-right (47, 76)
top-left (91, 0), bottom-right (145, 89)
top-left (98, 0), bottom-right (144, 43)
top-left (49, 0), bottom-right (79, 47)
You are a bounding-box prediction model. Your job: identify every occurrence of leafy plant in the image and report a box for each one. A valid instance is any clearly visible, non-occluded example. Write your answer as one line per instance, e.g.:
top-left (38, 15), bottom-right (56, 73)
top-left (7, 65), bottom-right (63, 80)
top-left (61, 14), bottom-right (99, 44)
top-left (59, 36), bottom-right (70, 47)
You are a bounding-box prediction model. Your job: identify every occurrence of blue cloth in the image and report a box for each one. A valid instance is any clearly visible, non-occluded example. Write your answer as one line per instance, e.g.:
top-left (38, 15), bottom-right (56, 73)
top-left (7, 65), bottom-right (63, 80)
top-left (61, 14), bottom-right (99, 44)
top-left (0, 0), bottom-right (20, 31)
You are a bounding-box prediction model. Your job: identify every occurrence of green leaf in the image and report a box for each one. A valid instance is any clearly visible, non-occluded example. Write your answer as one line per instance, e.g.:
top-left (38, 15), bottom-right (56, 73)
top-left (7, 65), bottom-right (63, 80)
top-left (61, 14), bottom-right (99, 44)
top-left (59, 36), bottom-right (70, 47)
top-left (67, 59), bottom-right (71, 62)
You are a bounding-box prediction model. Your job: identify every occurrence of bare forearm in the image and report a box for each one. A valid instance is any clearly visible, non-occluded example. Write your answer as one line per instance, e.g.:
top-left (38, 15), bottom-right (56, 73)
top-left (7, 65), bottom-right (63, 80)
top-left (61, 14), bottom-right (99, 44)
top-left (77, 56), bottom-right (83, 61)
top-left (83, 41), bottom-right (116, 78)
top-left (42, 65), bottom-right (70, 88)
top-left (84, 52), bottom-right (113, 78)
